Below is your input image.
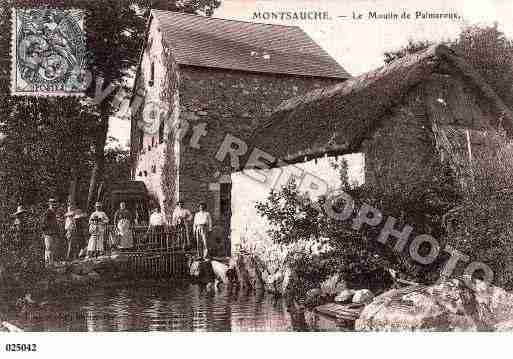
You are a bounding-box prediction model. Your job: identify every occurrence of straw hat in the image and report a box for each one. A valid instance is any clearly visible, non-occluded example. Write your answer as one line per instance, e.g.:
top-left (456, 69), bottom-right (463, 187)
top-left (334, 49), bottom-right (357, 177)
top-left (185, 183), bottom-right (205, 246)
top-left (12, 205), bottom-right (27, 216)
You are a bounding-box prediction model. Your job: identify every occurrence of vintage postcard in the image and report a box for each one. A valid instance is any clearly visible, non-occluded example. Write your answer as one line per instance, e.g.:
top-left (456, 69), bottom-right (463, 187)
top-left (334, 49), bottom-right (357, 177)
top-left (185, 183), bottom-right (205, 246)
top-left (1, 0), bottom-right (513, 356)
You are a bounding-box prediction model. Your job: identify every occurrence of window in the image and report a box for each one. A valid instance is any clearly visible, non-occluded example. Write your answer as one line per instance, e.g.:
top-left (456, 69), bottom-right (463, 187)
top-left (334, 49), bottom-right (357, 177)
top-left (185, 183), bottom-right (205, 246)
top-left (144, 171), bottom-right (148, 177)
top-left (152, 165), bottom-right (157, 174)
top-left (151, 136), bottom-right (155, 147)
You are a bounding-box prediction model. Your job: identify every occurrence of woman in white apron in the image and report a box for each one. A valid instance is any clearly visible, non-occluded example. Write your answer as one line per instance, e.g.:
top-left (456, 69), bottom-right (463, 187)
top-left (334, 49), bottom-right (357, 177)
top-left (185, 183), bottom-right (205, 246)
top-left (87, 202), bottom-right (109, 258)
top-left (113, 202), bottom-right (133, 249)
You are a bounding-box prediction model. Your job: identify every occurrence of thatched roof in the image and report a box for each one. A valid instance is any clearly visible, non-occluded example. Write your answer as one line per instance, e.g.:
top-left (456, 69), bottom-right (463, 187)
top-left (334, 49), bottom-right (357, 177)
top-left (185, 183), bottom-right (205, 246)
top-left (250, 44), bottom-right (513, 166)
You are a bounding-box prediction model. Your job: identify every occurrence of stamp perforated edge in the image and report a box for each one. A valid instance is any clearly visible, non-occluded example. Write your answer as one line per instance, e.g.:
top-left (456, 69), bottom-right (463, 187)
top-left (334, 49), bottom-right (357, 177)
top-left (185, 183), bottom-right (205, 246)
top-left (10, 7), bottom-right (87, 97)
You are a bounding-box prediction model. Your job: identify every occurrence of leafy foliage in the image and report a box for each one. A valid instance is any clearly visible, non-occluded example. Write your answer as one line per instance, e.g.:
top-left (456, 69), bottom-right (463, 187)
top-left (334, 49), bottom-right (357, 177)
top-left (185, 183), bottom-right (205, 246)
top-left (383, 39), bottom-right (433, 64)
top-left (256, 159), bottom-right (461, 288)
top-left (444, 131), bottom-right (513, 289)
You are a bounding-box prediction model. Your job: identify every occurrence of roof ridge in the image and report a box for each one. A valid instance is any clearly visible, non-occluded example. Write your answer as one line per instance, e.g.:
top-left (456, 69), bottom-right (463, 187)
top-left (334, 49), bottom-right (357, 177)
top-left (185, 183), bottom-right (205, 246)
top-left (151, 9), bottom-right (302, 30)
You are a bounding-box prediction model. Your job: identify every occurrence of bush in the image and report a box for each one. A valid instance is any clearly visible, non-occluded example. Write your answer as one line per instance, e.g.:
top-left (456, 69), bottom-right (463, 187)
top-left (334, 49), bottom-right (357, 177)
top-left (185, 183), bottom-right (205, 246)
top-left (0, 224), bottom-right (46, 299)
top-left (255, 158), bottom-right (462, 292)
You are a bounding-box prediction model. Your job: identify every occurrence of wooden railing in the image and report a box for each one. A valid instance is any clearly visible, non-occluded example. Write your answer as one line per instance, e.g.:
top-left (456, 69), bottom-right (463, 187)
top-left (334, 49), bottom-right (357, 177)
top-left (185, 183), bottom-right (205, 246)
top-left (118, 250), bottom-right (190, 279)
top-left (0, 224), bottom-right (193, 279)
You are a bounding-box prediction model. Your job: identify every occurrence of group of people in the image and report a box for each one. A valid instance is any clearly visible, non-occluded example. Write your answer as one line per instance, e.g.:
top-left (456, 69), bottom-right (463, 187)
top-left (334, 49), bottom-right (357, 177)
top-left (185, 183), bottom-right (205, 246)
top-left (44, 199), bottom-right (111, 264)
top-left (10, 197), bottom-right (215, 267)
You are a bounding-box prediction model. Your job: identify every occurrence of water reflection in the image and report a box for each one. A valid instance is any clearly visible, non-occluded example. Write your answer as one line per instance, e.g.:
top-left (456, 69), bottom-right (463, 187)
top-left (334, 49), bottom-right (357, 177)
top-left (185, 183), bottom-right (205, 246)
top-left (14, 282), bottom-right (294, 332)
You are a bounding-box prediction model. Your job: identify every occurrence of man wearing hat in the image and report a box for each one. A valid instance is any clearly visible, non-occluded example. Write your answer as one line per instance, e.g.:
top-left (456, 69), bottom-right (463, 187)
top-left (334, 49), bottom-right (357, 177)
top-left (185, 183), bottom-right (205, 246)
top-left (87, 202), bottom-right (109, 258)
top-left (42, 198), bottom-right (59, 266)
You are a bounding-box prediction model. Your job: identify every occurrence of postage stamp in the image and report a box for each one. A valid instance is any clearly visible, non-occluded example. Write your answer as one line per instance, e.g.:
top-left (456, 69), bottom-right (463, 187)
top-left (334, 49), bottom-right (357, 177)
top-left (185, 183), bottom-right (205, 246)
top-left (10, 8), bottom-right (87, 96)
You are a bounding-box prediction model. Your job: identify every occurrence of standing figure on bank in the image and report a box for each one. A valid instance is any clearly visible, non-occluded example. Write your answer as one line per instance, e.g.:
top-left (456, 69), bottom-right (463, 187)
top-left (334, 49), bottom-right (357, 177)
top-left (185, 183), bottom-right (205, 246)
top-left (41, 198), bottom-right (59, 266)
top-left (172, 201), bottom-right (192, 250)
top-left (146, 206), bottom-right (164, 248)
top-left (193, 202), bottom-right (212, 259)
top-left (114, 202), bottom-right (133, 250)
top-left (72, 209), bottom-right (88, 258)
top-left (12, 205), bottom-right (29, 249)
top-left (87, 202), bottom-right (109, 258)
top-left (64, 204), bottom-right (78, 261)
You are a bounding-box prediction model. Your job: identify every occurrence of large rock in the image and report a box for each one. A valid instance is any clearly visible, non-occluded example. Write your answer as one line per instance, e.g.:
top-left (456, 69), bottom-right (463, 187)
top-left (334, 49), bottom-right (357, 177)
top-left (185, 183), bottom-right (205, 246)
top-left (352, 289), bottom-right (374, 305)
top-left (356, 278), bottom-right (513, 331)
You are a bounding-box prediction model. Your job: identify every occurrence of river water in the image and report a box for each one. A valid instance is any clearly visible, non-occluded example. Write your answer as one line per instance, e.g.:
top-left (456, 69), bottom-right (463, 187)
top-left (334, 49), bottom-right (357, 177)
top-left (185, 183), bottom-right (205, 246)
top-left (13, 282), bottom-right (296, 332)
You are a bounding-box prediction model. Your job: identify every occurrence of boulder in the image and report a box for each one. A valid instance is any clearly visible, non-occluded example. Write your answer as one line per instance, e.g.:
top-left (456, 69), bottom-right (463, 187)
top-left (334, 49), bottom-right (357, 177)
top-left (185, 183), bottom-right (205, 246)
top-left (352, 289), bottom-right (374, 305)
top-left (335, 290), bottom-right (355, 304)
top-left (356, 278), bottom-right (513, 331)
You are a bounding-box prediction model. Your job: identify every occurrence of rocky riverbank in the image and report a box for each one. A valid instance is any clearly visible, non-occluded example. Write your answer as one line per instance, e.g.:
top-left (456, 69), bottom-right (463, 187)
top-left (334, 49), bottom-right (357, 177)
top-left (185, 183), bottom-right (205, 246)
top-left (230, 253), bottom-right (513, 331)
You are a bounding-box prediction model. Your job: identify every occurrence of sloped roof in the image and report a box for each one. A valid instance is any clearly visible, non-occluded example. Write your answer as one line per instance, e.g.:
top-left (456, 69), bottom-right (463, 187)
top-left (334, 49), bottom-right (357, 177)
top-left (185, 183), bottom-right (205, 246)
top-left (250, 44), bottom-right (513, 165)
top-left (151, 10), bottom-right (350, 79)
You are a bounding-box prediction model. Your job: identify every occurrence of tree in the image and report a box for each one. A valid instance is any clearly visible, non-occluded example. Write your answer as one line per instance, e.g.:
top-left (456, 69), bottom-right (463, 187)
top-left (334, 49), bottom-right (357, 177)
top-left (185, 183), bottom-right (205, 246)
top-left (0, 0), bottom-right (221, 219)
top-left (384, 25), bottom-right (513, 109)
top-left (453, 24), bottom-right (513, 109)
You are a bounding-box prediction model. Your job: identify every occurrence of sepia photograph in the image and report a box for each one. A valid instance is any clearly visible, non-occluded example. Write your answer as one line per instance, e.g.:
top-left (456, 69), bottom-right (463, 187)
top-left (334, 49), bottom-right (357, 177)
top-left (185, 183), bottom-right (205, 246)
top-left (1, 0), bottom-right (513, 355)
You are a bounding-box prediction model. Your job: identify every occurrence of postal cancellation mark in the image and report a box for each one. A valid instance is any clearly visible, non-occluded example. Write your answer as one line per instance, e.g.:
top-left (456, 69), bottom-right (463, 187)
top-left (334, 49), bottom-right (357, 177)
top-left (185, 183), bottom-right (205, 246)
top-left (11, 8), bottom-right (87, 96)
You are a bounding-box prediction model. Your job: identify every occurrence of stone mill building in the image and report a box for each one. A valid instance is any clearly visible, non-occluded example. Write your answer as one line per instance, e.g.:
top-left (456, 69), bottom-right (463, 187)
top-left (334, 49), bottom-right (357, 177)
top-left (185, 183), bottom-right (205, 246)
top-left (129, 10), bottom-right (350, 253)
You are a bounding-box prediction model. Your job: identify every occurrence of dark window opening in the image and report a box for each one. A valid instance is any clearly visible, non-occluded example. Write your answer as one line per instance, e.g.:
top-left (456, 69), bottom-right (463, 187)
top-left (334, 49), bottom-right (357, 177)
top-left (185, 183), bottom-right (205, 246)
top-left (151, 136), bottom-right (155, 147)
top-left (144, 171), bottom-right (148, 177)
top-left (138, 171), bottom-right (142, 177)
top-left (159, 120), bottom-right (165, 144)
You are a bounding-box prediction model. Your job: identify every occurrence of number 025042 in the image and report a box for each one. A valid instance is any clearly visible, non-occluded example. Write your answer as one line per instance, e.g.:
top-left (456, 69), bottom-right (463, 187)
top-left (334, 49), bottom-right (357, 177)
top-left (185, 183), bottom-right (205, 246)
top-left (5, 344), bottom-right (38, 352)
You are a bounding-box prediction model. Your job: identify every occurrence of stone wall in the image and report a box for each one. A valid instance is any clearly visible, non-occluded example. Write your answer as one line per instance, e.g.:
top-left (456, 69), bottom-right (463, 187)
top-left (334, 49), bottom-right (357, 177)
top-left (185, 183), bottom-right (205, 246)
top-left (175, 66), bottom-right (342, 244)
top-left (132, 16), bottom-right (181, 216)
